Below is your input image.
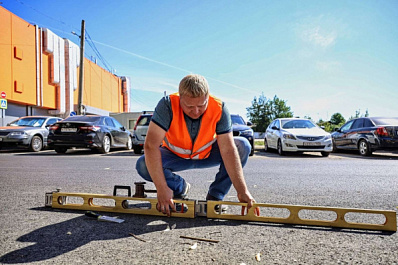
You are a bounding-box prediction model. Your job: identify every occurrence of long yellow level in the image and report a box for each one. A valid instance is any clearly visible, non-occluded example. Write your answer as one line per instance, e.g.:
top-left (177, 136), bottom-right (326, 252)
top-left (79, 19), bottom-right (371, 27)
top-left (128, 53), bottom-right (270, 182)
top-left (46, 191), bottom-right (397, 232)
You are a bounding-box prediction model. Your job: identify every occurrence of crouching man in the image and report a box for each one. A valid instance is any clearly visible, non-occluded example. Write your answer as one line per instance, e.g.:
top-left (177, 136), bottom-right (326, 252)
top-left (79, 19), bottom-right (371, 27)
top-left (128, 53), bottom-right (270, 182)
top-left (136, 74), bottom-right (255, 216)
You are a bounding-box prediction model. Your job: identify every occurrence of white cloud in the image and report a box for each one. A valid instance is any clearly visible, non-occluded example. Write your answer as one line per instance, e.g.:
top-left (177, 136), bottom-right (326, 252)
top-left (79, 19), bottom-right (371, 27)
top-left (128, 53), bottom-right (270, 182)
top-left (295, 15), bottom-right (343, 49)
top-left (301, 26), bottom-right (337, 48)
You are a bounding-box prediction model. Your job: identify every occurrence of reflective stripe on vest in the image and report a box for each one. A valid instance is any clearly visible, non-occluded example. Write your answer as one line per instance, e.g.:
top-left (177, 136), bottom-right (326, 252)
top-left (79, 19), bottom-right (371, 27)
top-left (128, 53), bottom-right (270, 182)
top-left (163, 93), bottom-right (223, 159)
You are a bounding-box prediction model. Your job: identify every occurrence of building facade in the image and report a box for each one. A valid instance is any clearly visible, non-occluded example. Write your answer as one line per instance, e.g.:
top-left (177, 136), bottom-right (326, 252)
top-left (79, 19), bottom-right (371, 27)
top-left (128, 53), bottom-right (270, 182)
top-left (0, 6), bottom-right (130, 125)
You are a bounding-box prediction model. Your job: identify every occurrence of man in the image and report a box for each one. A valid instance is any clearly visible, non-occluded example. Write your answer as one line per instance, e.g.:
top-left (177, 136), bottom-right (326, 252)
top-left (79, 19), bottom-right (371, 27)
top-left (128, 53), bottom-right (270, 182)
top-left (136, 74), bottom-right (255, 216)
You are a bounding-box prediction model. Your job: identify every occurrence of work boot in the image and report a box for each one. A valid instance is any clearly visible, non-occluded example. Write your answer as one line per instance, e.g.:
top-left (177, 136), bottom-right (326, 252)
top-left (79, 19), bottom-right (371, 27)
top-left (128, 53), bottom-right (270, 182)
top-left (174, 202), bottom-right (188, 213)
top-left (173, 182), bottom-right (190, 213)
top-left (174, 182), bottom-right (191, 199)
top-left (206, 194), bottom-right (228, 213)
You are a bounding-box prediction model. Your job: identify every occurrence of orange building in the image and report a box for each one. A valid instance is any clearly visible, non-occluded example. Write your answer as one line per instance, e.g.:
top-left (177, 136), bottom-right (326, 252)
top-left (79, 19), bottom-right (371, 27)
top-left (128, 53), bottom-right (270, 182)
top-left (0, 6), bottom-right (130, 125)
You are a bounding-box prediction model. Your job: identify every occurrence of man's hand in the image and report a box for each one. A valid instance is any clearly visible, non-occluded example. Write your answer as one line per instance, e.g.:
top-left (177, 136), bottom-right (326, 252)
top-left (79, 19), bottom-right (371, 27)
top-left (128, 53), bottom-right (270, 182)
top-left (156, 186), bottom-right (176, 217)
top-left (238, 192), bottom-right (260, 216)
top-left (237, 192), bottom-right (256, 209)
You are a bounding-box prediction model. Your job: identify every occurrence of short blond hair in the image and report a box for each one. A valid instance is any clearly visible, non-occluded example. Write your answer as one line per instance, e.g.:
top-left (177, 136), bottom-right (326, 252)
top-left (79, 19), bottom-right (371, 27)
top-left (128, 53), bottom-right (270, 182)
top-left (179, 74), bottom-right (209, 97)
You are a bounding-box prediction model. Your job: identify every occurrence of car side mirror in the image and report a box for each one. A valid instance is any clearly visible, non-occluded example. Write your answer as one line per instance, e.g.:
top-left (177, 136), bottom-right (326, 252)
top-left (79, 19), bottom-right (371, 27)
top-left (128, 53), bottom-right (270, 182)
top-left (272, 126), bottom-right (278, 130)
top-left (246, 121), bottom-right (252, 126)
top-left (334, 128), bottom-right (340, 132)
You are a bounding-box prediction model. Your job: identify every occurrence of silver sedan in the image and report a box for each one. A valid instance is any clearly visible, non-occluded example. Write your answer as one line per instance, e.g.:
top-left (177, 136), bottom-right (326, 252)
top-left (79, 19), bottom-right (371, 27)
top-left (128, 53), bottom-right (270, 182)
top-left (0, 116), bottom-right (62, 152)
top-left (264, 118), bottom-right (332, 157)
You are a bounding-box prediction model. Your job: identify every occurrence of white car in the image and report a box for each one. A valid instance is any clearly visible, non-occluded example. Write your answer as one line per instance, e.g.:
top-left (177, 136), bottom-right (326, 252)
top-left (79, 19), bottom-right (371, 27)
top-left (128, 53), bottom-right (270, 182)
top-left (132, 114), bottom-right (152, 154)
top-left (264, 118), bottom-right (332, 157)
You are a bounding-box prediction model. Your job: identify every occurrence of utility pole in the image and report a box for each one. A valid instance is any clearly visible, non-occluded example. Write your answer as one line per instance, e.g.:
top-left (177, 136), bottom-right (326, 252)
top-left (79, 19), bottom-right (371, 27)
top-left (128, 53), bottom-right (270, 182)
top-left (77, 20), bottom-right (85, 115)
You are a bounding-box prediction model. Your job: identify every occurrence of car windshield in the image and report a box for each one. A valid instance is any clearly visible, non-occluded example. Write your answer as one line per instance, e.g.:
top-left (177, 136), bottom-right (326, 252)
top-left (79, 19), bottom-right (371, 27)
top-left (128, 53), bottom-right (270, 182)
top-left (10, 117), bottom-right (46, 127)
top-left (63, 116), bottom-right (101, 123)
top-left (282, 120), bottom-right (316, 129)
top-left (231, 115), bottom-right (245, 125)
top-left (137, 116), bottom-right (152, 126)
top-left (371, 117), bottom-right (398, 126)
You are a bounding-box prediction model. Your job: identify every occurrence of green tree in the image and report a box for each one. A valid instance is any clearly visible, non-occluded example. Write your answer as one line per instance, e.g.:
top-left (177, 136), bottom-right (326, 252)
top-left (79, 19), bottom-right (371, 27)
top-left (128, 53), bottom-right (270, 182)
top-left (320, 112), bottom-right (346, 132)
top-left (246, 94), bottom-right (293, 132)
top-left (330, 113), bottom-right (345, 125)
top-left (348, 109), bottom-right (370, 120)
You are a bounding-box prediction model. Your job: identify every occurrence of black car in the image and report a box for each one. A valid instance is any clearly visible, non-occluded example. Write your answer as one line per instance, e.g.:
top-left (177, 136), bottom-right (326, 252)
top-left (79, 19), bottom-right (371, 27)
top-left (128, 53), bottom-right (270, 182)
top-left (48, 115), bottom-right (133, 154)
top-left (231, 114), bottom-right (254, 156)
top-left (331, 117), bottom-right (398, 156)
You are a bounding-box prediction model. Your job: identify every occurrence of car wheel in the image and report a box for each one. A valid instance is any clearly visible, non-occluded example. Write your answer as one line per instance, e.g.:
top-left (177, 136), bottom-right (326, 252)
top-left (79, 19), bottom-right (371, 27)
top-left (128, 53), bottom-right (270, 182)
top-left (54, 147), bottom-right (67, 154)
top-left (358, 139), bottom-right (372, 156)
top-left (133, 145), bottom-right (143, 154)
top-left (29, 135), bottom-right (43, 152)
top-left (125, 137), bottom-right (133, 150)
top-left (321, 152), bottom-right (330, 157)
top-left (264, 138), bottom-right (269, 152)
top-left (277, 139), bottom-right (285, 156)
top-left (249, 146), bottom-right (254, 156)
top-left (99, 135), bottom-right (111, 154)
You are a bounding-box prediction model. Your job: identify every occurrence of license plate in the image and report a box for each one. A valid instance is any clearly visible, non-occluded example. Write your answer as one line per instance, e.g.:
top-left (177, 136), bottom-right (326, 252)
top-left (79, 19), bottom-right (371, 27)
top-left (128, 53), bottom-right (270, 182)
top-left (61, 128), bottom-right (77, 132)
top-left (303, 142), bottom-right (321, 146)
top-left (0, 138), bottom-right (2, 141)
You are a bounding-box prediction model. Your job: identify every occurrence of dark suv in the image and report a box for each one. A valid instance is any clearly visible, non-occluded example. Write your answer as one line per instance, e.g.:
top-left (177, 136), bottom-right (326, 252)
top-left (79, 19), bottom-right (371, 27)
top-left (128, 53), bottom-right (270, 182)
top-left (132, 114), bottom-right (152, 154)
top-left (231, 114), bottom-right (254, 156)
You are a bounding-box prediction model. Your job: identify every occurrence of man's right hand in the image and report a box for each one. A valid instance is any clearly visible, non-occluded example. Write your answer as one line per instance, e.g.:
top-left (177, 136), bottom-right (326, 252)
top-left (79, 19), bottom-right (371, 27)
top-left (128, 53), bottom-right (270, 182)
top-left (156, 186), bottom-right (176, 217)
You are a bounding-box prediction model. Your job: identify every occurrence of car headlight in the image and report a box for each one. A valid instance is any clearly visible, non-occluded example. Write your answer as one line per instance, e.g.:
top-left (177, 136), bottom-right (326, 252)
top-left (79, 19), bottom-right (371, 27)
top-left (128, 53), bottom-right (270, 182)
top-left (10, 132), bottom-right (26, 136)
top-left (283, 133), bottom-right (296, 140)
top-left (240, 129), bottom-right (253, 137)
top-left (324, 135), bottom-right (331, 140)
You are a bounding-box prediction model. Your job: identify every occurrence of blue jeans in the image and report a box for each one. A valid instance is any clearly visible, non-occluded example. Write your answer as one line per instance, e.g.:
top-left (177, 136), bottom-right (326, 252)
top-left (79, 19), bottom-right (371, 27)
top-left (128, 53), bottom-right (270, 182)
top-left (135, 137), bottom-right (251, 200)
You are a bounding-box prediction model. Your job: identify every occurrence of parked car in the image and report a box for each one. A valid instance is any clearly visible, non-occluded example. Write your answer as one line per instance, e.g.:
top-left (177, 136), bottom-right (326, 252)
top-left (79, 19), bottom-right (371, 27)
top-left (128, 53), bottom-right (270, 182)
top-left (0, 116), bottom-right (62, 152)
top-left (264, 118), bottom-right (332, 156)
top-left (132, 114), bottom-right (152, 154)
top-left (48, 115), bottom-right (133, 154)
top-left (231, 114), bottom-right (254, 156)
top-left (331, 117), bottom-right (398, 156)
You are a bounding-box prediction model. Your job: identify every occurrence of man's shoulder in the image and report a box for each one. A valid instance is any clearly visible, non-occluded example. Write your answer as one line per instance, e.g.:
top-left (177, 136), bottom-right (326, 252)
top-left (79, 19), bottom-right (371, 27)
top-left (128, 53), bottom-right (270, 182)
top-left (152, 96), bottom-right (172, 131)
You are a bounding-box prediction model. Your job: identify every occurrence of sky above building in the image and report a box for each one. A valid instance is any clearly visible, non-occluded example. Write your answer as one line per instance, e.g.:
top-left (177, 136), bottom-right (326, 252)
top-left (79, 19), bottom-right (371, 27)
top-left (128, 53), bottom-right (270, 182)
top-left (3, 0), bottom-right (398, 121)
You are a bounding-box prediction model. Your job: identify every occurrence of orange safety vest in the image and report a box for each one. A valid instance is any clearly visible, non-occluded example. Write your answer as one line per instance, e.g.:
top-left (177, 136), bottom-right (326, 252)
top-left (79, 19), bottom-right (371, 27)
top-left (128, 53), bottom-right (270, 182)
top-left (163, 93), bottom-right (223, 159)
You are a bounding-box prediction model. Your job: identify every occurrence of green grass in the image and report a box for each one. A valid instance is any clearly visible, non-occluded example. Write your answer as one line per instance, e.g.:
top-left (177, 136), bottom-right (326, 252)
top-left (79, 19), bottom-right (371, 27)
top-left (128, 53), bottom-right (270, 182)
top-left (254, 139), bottom-right (264, 147)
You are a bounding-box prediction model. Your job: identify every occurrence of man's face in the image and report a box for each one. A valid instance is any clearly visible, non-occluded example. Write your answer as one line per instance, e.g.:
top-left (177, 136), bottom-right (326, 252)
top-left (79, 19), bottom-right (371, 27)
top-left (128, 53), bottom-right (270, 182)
top-left (180, 94), bottom-right (209, 119)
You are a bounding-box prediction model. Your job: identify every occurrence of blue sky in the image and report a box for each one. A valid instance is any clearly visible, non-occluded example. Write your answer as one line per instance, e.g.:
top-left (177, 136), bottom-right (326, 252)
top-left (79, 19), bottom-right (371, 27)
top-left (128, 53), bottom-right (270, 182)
top-left (3, 0), bottom-right (398, 121)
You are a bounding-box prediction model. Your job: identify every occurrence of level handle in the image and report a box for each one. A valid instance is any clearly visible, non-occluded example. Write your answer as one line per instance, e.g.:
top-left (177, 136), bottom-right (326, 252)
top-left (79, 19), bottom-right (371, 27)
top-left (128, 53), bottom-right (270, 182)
top-left (113, 185), bottom-right (132, 197)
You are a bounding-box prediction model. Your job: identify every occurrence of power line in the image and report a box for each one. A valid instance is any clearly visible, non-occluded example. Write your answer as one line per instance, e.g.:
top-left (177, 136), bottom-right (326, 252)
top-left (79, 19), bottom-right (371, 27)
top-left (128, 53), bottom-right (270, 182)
top-left (12, 0), bottom-right (79, 32)
top-left (12, 0), bottom-right (113, 73)
top-left (85, 30), bottom-right (114, 73)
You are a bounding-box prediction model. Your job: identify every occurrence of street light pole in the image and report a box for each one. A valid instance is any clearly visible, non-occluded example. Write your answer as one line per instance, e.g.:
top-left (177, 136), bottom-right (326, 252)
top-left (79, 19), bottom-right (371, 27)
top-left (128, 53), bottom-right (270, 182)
top-left (77, 20), bottom-right (85, 115)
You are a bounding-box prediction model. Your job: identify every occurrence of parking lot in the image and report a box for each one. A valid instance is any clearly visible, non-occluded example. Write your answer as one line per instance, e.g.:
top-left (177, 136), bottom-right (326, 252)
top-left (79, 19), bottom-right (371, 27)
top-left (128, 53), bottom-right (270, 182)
top-left (0, 147), bottom-right (397, 264)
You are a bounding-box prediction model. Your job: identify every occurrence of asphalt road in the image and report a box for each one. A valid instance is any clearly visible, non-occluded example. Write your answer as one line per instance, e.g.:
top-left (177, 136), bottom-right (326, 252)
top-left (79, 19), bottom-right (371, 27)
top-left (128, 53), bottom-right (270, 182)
top-left (0, 147), bottom-right (397, 264)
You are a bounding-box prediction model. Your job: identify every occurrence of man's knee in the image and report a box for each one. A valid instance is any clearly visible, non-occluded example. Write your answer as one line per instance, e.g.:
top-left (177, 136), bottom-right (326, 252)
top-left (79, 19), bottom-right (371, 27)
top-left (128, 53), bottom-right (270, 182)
top-left (135, 156), bottom-right (151, 181)
top-left (234, 137), bottom-right (251, 157)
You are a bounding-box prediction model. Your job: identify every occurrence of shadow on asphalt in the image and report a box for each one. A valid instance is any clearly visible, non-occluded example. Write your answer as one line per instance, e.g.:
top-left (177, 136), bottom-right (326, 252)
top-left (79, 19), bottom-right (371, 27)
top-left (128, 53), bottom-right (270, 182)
top-left (0, 207), bottom-right (394, 263)
top-left (0, 207), bottom-right (240, 264)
